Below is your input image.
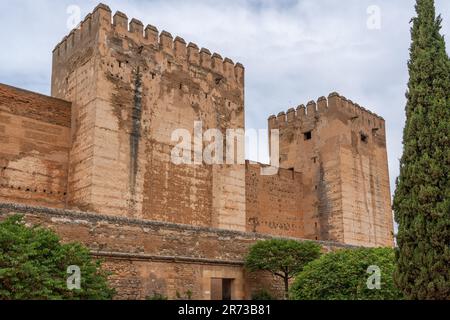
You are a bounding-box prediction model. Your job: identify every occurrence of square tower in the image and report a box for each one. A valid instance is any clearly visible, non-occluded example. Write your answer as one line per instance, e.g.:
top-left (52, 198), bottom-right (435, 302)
top-left (269, 93), bottom-right (394, 247)
top-left (52, 4), bottom-right (246, 231)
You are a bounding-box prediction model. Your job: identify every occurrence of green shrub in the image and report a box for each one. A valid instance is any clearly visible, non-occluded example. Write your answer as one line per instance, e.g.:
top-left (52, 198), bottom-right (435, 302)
top-left (0, 215), bottom-right (115, 300)
top-left (146, 292), bottom-right (168, 300)
top-left (251, 289), bottom-right (275, 300)
top-left (175, 290), bottom-right (193, 300)
top-left (290, 248), bottom-right (403, 300)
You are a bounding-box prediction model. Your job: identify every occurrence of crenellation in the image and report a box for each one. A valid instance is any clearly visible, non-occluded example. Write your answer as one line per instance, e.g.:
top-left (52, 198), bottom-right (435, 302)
top-left (113, 11), bottom-right (128, 31)
top-left (234, 63), bottom-right (245, 85)
top-left (353, 102), bottom-right (364, 117)
top-left (200, 48), bottom-right (212, 69)
top-left (317, 96), bottom-right (328, 113)
top-left (327, 92), bottom-right (340, 112)
top-left (223, 58), bottom-right (235, 80)
top-left (160, 31), bottom-right (174, 53)
top-left (349, 101), bottom-right (357, 116)
top-left (66, 30), bottom-right (76, 53)
top-left (53, 4), bottom-right (245, 87)
top-left (306, 100), bottom-right (317, 116)
top-left (93, 3), bottom-right (112, 15)
top-left (144, 24), bottom-right (159, 45)
top-left (174, 37), bottom-right (187, 59)
top-left (277, 112), bottom-right (286, 124)
top-left (277, 111), bottom-right (287, 129)
top-left (267, 94), bottom-right (386, 136)
top-left (52, 8), bottom-right (104, 60)
top-left (268, 115), bottom-right (277, 129)
top-left (73, 26), bottom-right (82, 44)
top-left (80, 14), bottom-right (93, 41)
top-left (297, 105), bottom-right (306, 117)
top-left (52, 36), bottom-right (66, 56)
top-left (212, 53), bottom-right (224, 74)
top-left (129, 18), bottom-right (144, 38)
top-left (187, 42), bottom-right (200, 64)
top-left (286, 108), bottom-right (296, 122)
top-left (345, 99), bottom-right (356, 117)
top-left (92, 3), bottom-right (112, 31)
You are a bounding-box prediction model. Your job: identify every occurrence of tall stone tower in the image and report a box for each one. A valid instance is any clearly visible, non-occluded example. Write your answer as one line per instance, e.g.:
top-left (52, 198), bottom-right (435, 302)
top-left (51, 4), bottom-right (246, 231)
top-left (269, 93), bottom-right (394, 247)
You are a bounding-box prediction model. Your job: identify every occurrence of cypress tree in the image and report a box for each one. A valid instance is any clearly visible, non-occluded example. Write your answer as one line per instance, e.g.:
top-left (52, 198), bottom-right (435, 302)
top-left (393, 0), bottom-right (450, 300)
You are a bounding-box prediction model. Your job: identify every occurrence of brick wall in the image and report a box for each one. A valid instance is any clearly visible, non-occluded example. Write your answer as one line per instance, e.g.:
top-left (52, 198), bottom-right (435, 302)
top-left (0, 84), bottom-right (71, 208)
top-left (0, 203), bottom-right (353, 300)
top-left (245, 162), bottom-right (305, 238)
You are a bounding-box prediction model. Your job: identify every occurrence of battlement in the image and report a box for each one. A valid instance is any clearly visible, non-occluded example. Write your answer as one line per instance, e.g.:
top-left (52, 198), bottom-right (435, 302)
top-left (52, 3), bottom-right (244, 84)
top-left (245, 160), bottom-right (301, 180)
top-left (268, 92), bottom-right (385, 130)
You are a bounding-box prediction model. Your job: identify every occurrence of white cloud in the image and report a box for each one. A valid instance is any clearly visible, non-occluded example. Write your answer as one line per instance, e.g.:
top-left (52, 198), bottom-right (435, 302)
top-left (0, 0), bottom-right (449, 198)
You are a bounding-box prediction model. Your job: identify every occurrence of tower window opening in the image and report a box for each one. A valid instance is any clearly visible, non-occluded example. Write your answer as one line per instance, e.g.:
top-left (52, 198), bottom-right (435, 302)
top-left (304, 131), bottom-right (312, 140)
top-left (361, 133), bottom-right (368, 143)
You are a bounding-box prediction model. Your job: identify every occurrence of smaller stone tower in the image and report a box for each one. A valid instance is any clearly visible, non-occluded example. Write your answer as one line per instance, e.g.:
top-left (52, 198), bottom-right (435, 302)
top-left (269, 93), bottom-right (394, 247)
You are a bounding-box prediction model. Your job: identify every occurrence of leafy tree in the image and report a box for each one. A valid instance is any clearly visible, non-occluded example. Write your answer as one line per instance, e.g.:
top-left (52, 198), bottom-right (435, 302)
top-left (245, 239), bottom-right (321, 299)
top-left (393, 0), bottom-right (450, 300)
top-left (290, 248), bottom-right (403, 300)
top-left (0, 215), bottom-right (115, 300)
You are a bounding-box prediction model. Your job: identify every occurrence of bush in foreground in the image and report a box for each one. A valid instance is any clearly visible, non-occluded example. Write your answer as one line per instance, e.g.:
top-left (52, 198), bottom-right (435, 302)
top-left (0, 215), bottom-right (115, 300)
top-left (290, 248), bottom-right (403, 300)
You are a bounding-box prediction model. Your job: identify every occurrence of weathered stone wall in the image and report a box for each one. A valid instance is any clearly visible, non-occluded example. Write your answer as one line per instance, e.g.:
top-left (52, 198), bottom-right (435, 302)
top-left (245, 161), bottom-right (304, 238)
top-left (2, 3), bottom-right (393, 256)
top-left (269, 93), bottom-right (394, 247)
top-left (0, 203), bottom-right (352, 300)
top-left (0, 84), bottom-right (71, 208)
top-left (52, 4), bottom-right (246, 231)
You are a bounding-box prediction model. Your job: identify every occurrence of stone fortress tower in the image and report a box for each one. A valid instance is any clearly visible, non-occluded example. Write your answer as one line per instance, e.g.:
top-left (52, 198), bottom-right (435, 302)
top-left (51, 4), bottom-right (246, 231)
top-left (0, 3), bottom-right (394, 299)
top-left (267, 94), bottom-right (393, 247)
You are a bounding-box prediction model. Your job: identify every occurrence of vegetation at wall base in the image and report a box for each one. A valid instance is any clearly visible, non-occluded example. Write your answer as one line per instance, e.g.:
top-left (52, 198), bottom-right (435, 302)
top-left (251, 289), bottom-right (276, 301)
top-left (0, 215), bottom-right (115, 300)
top-left (245, 239), bottom-right (322, 300)
top-left (146, 292), bottom-right (169, 300)
top-left (393, 0), bottom-right (450, 300)
top-left (290, 248), bottom-right (403, 300)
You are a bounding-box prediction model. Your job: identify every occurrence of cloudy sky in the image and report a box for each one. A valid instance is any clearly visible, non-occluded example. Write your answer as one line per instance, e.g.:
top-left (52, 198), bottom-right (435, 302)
top-left (0, 0), bottom-right (449, 196)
